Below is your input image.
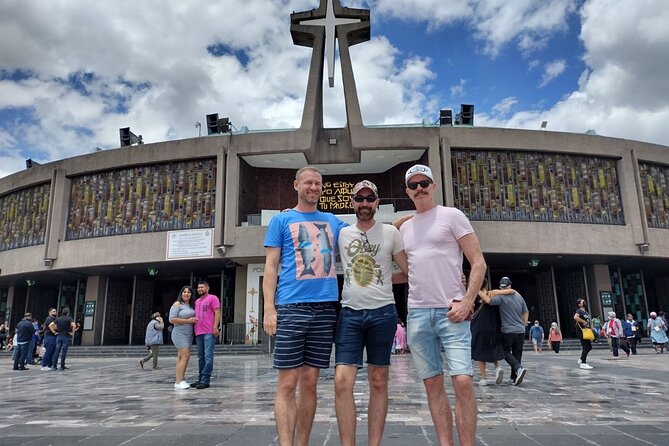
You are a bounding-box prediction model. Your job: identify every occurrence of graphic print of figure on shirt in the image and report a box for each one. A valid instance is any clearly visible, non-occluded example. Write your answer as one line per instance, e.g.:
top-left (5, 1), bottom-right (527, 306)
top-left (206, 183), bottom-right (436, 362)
top-left (293, 222), bottom-right (336, 279)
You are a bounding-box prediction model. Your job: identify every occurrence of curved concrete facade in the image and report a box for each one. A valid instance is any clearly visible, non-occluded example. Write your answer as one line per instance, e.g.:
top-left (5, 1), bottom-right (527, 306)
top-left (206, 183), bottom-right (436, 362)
top-left (2, 0), bottom-right (668, 344)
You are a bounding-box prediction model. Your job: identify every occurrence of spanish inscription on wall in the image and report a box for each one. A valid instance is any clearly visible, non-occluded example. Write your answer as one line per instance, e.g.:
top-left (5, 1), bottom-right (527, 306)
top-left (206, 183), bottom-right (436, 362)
top-left (319, 181), bottom-right (355, 212)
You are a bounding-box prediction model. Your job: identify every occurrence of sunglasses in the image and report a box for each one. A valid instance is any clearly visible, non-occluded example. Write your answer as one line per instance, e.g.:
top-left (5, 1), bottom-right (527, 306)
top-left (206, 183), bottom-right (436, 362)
top-left (360, 232), bottom-right (371, 249)
top-left (353, 195), bottom-right (377, 203)
top-left (407, 180), bottom-right (432, 190)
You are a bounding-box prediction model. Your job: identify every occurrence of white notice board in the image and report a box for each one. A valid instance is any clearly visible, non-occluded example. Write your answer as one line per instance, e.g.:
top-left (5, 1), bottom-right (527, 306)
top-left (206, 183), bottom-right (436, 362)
top-left (166, 229), bottom-right (213, 260)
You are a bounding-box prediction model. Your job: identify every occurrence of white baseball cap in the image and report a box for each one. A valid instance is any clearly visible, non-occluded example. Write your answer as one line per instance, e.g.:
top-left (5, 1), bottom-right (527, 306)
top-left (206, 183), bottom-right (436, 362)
top-left (405, 164), bottom-right (434, 185)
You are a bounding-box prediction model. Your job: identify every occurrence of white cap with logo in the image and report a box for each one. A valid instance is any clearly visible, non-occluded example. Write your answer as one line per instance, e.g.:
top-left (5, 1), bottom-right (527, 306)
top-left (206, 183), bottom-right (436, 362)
top-left (352, 180), bottom-right (378, 196)
top-left (405, 164), bottom-right (434, 185)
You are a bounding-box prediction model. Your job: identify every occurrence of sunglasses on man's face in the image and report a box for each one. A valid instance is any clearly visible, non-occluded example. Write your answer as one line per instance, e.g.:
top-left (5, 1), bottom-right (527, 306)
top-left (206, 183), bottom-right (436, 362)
top-left (407, 180), bottom-right (432, 190)
top-left (353, 195), bottom-right (377, 203)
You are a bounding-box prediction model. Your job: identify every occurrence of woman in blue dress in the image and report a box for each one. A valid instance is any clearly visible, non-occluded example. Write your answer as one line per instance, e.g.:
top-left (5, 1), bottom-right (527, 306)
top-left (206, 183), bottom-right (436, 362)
top-left (647, 311), bottom-right (668, 354)
top-left (169, 286), bottom-right (197, 389)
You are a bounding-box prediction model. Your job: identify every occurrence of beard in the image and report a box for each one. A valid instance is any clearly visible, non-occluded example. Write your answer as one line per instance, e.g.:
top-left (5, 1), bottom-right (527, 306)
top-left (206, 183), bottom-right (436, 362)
top-left (355, 207), bottom-right (375, 221)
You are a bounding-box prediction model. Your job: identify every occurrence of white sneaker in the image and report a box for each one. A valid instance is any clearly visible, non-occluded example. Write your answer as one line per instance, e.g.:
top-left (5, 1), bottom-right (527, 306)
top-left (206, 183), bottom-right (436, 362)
top-left (40, 366), bottom-right (50, 371)
top-left (478, 379), bottom-right (488, 386)
top-left (494, 367), bottom-right (504, 385)
top-left (577, 359), bottom-right (582, 364)
top-left (580, 363), bottom-right (593, 370)
top-left (174, 381), bottom-right (190, 390)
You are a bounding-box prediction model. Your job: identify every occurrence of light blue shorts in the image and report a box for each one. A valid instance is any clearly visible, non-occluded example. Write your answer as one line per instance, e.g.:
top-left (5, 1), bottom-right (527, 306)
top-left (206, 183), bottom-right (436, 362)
top-left (407, 308), bottom-right (473, 379)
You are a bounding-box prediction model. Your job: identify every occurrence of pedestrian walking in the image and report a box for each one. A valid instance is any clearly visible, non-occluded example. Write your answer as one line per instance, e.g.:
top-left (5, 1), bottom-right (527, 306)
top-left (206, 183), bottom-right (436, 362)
top-left (529, 320), bottom-right (544, 353)
top-left (647, 312), bottom-right (668, 353)
top-left (139, 312), bottom-right (164, 370)
top-left (574, 299), bottom-right (594, 369)
top-left (471, 278), bottom-right (510, 386)
top-left (547, 322), bottom-right (562, 354)
top-left (480, 277), bottom-right (528, 385)
top-left (603, 311), bottom-right (630, 358)
top-left (622, 314), bottom-right (640, 355)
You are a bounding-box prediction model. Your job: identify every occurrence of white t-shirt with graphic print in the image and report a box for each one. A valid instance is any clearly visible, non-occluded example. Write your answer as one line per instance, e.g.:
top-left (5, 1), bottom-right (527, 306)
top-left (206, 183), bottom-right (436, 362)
top-left (338, 221), bottom-right (404, 310)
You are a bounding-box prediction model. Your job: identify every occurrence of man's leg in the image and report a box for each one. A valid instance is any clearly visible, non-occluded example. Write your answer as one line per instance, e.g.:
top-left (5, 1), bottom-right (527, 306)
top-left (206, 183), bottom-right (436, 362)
top-left (200, 334), bottom-right (215, 384)
top-left (611, 337), bottom-right (619, 356)
top-left (275, 368), bottom-right (301, 446)
top-left (59, 337), bottom-right (70, 368)
top-left (452, 374), bottom-right (477, 446)
top-left (295, 365), bottom-right (320, 446)
top-left (152, 345), bottom-right (160, 368)
top-left (423, 374), bottom-right (455, 446)
top-left (195, 334), bottom-right (204, 383)
top-left (511, 334), bottom-right (524, 368)
top-left (42, 337), bottom-right (55, 368)
top-left (53, 337), bottom-right (63, 368)
top-left (501, 334), bottom-right (520, 380)
top-left (334, 365), bottom-right (358, 446)
top-left (367, 365), bottom-right (390, 446)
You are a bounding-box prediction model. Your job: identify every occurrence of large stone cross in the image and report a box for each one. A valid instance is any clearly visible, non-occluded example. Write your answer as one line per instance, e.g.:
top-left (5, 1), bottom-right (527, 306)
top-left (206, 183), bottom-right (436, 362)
top-left (291, 0), bottom-right (370, 134)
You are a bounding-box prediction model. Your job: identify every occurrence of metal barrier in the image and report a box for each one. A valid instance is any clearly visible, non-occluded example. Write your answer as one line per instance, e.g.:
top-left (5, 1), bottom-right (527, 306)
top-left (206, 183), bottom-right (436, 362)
top-left (224, 323), bottom-right (273, 354)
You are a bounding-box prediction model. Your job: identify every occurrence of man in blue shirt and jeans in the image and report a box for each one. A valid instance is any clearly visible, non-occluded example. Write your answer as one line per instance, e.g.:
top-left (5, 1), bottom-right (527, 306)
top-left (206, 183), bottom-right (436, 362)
top-left (263, 166), bottom-right (347, 446)
top-left (13, 313), bottom-right (35, 370)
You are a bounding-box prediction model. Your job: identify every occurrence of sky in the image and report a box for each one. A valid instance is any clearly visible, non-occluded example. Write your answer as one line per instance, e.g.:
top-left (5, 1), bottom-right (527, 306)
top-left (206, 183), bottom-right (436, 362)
top-left (1, 0), bottom-right (669, 179)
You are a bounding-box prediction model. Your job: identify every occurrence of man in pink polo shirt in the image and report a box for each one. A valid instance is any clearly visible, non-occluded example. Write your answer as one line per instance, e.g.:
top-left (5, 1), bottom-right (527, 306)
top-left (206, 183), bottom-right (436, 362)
top-left (190, 280), bottom-right (221, 389)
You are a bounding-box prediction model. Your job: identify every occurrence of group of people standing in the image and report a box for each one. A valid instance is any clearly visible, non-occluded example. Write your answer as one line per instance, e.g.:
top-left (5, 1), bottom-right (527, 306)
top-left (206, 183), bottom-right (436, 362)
top-left (262, 164), bottom-right (486, 446)
top-left (10, 307), bottom-right (76, 371)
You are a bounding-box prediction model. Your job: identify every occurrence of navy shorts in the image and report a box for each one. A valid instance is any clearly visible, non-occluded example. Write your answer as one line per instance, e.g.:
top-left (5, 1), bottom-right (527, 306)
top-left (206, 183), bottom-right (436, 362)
top-left (334, 303), bottom-right (397, 367)
top-left (273, 302), bottom-right (337, 369)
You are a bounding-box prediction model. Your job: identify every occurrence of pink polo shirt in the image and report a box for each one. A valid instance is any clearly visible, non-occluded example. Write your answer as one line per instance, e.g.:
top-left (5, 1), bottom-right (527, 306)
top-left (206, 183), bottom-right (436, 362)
top-left (193, 293), bottom-right (220, 336)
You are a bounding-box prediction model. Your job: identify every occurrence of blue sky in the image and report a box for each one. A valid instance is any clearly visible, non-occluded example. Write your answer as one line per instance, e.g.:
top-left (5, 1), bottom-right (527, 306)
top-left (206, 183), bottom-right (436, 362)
top-left (1, 0), bottom-right (668, 179)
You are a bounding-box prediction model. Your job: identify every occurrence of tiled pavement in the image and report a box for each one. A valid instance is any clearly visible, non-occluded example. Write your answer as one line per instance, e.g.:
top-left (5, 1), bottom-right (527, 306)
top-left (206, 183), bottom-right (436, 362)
top-left (1, 346), bottom-right (668, 445)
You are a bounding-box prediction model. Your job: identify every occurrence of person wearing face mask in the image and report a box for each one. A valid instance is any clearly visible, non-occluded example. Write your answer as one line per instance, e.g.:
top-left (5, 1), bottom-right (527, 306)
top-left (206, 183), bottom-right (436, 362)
top-left (603, 311), bottom-right (630, 358)
top-left (647, 312), bottom-right (668, 353)
top-left (529, 320), bottom-right (544, 353)
top-left (622, 314), bottom-right (640, 355)
top-left (547, 322), bottom-right (562, 354)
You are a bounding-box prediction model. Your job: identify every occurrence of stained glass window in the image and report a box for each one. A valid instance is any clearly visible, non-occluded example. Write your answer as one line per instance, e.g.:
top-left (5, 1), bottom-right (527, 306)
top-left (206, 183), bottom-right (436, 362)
top-left (0, 183), bottom-right (50, 251)
top-left (66, 159), bottom-right (216, 239)
top-left (638, 162), bottom-right (669, 229)
top-left (451, 150), bottom-right (624, 224)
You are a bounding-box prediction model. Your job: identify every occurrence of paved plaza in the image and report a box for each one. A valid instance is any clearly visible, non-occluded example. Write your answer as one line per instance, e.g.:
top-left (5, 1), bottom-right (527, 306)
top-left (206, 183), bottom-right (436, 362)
top-left (1, 346), bottom-right (668, 445)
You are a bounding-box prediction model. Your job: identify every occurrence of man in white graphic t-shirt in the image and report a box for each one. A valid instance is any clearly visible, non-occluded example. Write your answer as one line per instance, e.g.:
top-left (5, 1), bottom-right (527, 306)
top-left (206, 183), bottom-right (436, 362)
top-left (335, 180), bottom-right (408, 446)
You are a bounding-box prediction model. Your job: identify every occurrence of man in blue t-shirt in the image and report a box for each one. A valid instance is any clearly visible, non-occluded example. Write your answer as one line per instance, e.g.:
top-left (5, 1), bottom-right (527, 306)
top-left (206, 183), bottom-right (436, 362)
top-left (263, 166), bottom-right (347, 446)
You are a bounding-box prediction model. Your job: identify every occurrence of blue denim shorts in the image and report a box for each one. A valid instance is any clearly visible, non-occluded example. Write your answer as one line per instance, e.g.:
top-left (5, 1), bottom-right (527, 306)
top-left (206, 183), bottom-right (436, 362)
top-left (273, 303), bottom-right (337, 369)
top-left (335, 303), bottom-right (397, 367)
top-left (407, 308), bottom-right (473, 378)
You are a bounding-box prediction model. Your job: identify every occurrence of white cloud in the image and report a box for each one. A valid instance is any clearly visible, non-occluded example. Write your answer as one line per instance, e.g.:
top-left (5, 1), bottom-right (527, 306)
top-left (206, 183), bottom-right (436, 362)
top-left (0, 0), bottom-right (438, 177)
top-left (539, 59), bottom-right (566, 87)
top-left (374, 0), bottom-right (578, 56)
top-left (450, 79), bottom-right (467, 98)
top-left (492, 97), bottom-right (518, 117)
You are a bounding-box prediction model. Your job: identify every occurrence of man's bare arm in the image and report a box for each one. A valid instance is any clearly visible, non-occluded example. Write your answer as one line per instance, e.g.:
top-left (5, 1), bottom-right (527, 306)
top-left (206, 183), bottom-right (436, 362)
top-left (262, 247), bottom-right (281, 336)
top-left (392, 250), bottom-right (409, 275)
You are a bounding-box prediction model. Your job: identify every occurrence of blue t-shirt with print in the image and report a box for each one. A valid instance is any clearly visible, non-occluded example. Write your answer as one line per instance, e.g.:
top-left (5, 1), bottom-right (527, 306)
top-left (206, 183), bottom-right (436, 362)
top-left (264, 209), bottom-right (348, 305)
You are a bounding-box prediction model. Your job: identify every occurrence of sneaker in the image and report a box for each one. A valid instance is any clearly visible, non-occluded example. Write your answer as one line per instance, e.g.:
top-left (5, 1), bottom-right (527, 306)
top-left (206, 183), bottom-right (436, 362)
top-left (513, 367), bottom-right (527, 386)
top-left (478, 379), bottom-right (488, 386)
top-left (195, 383), bottom-right (210, 389)
top-left (51, 367), bottom-right (58, 371)
top-left (580, 363), bottom-right (593, 370)
top-left (152, 366), bottom-right (161, 370)
top-left (494, 367), bottom-right (504, 385)
top-left (41, 366), bottom-right (51, 371)
top-left (577, 359), bottom-right (582, 364)
top-left (507, 378), bottom-right (515, 385)
top-left (190, 382), bottom-right (200, 388)
top-left (139, 359), bottom-right (144, 370)
top-left (174, 381), bottom-right (190, 390)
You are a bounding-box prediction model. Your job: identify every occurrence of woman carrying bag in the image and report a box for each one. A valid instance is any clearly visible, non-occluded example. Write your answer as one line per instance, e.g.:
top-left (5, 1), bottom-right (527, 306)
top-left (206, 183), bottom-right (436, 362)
top-left (574, 298), bottom-right (594, 370)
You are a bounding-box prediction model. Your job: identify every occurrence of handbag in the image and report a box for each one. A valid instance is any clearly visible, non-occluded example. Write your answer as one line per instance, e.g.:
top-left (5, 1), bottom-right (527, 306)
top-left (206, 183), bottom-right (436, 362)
top-left (580, 326), bottom-right (595, 341)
